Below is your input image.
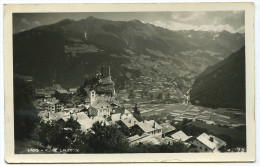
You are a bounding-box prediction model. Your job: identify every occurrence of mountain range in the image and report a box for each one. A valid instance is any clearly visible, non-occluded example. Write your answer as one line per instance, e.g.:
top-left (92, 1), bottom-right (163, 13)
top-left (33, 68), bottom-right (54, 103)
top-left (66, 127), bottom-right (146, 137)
top-left (13, 16), bottom-right (245, 103)
top-left (190, 46), bottom-right (245, 110)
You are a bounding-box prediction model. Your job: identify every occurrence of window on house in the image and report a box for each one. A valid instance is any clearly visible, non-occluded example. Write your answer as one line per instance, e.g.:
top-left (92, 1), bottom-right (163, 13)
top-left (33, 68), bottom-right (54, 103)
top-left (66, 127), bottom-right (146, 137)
top-left (200, 147), bottom-right (202, 149)
top-left (205, 148), bottom-right (207, 151)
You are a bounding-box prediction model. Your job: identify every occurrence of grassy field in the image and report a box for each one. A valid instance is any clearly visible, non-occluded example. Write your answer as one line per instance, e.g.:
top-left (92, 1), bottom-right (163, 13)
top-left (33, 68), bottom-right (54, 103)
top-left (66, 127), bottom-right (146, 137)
top-left (190, 121), bottom-right (246, 147)
top-left (125, 103), bottom-right (246, 126)
top-left (125, 103), bottom-right (188, 116)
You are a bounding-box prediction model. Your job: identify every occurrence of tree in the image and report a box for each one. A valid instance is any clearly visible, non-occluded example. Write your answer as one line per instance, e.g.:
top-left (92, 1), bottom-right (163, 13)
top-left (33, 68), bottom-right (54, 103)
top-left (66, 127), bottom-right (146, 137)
top-left (77, 86), bottom-right (87, 96)
top-left (14, 77), bottom-right (40, 140)
top-left (87, 122), bottom-right (129, 153)
top-left (118, 124), bottom-right (131, 137)
top-left (128, 90), bottom-right (135, 99)
top-left (157, 93), bottom-right (163, 99)
top-left (134, 103), bottom-right (140, 114)
top-left (128, 141), bottom-right (189, 153)
top-left (65, 117), bottom-right (81, 131)
top-left (32, 120), bottom-right (79, 149)
top-left (133, 104), bottom-right (143, 121)
top-left (166, 92), bottom-right (171, 99)
top-left (54, 91), bottom-right (72, 105)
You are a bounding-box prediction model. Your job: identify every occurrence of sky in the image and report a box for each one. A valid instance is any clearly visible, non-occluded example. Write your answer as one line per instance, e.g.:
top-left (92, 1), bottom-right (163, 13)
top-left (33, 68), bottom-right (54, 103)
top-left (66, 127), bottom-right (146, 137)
top-left (13, 11), bottom-right (245, 34)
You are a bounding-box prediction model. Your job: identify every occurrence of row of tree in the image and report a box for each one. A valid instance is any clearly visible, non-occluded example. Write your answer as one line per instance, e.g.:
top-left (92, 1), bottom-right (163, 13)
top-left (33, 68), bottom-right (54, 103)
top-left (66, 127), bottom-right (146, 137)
top-left (31, 119), bottom-right (189, 153)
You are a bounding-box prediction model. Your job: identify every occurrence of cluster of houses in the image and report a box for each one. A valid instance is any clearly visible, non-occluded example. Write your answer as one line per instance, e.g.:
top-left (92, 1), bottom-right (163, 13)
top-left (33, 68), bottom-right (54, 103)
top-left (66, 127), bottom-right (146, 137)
top-left (116, 75), bottom-right (186, 104)
top-left (35, 66), bottom-right (226, 153)
top-left (123, 118), bottom-right (226, 152)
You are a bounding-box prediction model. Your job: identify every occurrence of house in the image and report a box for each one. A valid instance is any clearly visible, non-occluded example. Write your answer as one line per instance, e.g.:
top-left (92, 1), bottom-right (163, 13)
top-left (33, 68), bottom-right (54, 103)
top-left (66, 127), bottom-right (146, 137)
top-left (160, 123), bottom-right (176, 137)
top-left (116, 117), bottom-right (139, 129)
top-left (56, 89), bottom-right (69, 94)
top-left (170, 130), bottom-right (192, 142)
top-left (43, 111), bottom-right (70, 123)
top-left (47, 99), bottom-right (63, 112)
top-left (128, 134), bottom-right (177, 146)
top-left (128, 134), bottom-right (161, 146)
top-left (131, 120), bottom-right (162, 136)
top-left (87, 90), bottom-right (112, 117)
top-left (71, 112), bottom-right (89, 121)
top-left (69, 88), bottom-right (78, 94)
top-left (111, 113), bottom-right (121, 122)
top-left (120, 109), bottom-right (133, 120)
top-left (110, 107), bottom-right (134, 123)
top-left (57, 112), bottom-right (109, 132)
top-left (188, 133), bottom-right (226, 152)
top-left (88, 100), bottom-right (112, 117)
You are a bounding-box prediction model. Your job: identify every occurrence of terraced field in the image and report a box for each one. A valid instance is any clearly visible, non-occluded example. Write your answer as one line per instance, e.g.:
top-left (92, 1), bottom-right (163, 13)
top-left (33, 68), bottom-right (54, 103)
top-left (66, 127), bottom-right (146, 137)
top-left (125, 103), bottom-right (246, 126)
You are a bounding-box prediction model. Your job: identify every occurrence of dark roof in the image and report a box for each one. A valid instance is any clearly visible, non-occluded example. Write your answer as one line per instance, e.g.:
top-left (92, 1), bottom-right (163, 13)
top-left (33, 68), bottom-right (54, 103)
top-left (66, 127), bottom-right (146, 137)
top-left (160, 123), bottom-right (176, 134)
top-left (114, 107), bottom-right (125, 114)
top-left (89, 106), bottom-right (98, 112)
top-left (101, 76), bottom-right (114, 85)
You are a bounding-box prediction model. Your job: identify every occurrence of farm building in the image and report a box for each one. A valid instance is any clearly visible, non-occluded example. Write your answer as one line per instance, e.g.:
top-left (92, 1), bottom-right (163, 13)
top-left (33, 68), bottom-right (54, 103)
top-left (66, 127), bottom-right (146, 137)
top-left (188, 133), bottom-right (226, 152)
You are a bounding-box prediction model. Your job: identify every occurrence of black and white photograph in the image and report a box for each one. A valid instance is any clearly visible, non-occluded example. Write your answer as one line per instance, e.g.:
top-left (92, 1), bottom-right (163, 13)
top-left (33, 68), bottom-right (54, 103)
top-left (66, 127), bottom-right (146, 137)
top-left (3, 3), bottom-right (255, 163)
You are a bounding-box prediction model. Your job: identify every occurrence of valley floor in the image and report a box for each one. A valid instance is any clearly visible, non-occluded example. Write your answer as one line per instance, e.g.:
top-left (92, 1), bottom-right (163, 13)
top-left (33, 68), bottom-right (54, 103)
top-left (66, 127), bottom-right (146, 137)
top-left (125, 103), bottom-right (246, 127)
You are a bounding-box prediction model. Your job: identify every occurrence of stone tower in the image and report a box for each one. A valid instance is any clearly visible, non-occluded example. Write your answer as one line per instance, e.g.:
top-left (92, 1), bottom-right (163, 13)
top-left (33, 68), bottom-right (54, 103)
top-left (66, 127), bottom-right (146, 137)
top-left (101, 66), bottom-right (111, 78)
top-left (90, 90), bottom-right (96, 105)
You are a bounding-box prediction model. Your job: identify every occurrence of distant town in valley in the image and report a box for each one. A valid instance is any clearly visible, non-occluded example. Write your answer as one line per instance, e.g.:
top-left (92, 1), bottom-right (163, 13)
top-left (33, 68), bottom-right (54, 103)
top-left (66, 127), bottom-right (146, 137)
top-left (13, 12), bottom-right (246, 153)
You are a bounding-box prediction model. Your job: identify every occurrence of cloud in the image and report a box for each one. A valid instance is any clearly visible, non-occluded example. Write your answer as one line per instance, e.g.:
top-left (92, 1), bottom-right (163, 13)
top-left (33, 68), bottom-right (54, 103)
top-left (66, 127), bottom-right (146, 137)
top-left (19, 29), bottom-right (25, 32)
top-left (171, 12), bottom-right (206, 23)
top-left (151, 20), bottom-right (237, 33)
top-left (161, 11), bottom-right (244, 33)
top-left (20, 18), bottom-right (41, 27)
top-left (32, 20), bottom-right (41, 26)
top-left (20, 18), bottom-right (30, 25)
top-left (236, 26), bottom-right (245, 33)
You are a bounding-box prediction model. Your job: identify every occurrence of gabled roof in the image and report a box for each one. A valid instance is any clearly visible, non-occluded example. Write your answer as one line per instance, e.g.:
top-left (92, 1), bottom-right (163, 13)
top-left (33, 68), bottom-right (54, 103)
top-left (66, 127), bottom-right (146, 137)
top-left (77, 118), bottom-right (94, 132)
top-left (95, 95), bottom-right (111, 102)
top-left (48, 99), bottom-right (60, 105)
top-left (61, 115), bottom-right (70, 122)
top-left (92, 100), bottom-right (111, 110)
top-left (128, 134), bottom-right (176, 146)
top-left (145, 120), bottom-right (163, 130)
top-left (129, 135), bottom-right (161, 145)
top-left (89, 106), bottom-right (98, 112)
top-left (196, 133), bottom-right (226, 150)
top-left (160, 123), bottom-right (176, 134)
top-left (100, 76), bottom-right (114, 85)
top-left (170, 130), bottom-right (191, 142)
top-left (111, 113), bottom-right (121, 122)
top-left (136, 122), bottom-right (157, 133)
top-left (113, 107), bottom-right (125, 114)
top-left (71, 112), bottom-right (89, 121)
top-left (127, 135), bottom-right (141, 142)
top-left (119, 117), bottom-right (138, 128)
top-left (56, 89), bottom-right (68, 94)
top-left (48, 112), bottom-right (70, 121)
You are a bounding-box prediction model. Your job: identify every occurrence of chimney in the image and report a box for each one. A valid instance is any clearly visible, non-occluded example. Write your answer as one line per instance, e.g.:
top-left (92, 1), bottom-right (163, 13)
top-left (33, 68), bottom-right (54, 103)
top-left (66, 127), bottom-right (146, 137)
top-left (209, 137), bottom-right (214, 142)
top-left (153, 122), bottom-right (156, 128)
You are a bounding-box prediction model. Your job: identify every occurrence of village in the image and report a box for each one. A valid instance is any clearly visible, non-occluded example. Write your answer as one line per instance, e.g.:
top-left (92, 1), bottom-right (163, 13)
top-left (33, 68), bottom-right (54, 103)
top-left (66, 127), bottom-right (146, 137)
top-left (32, 66), bottom-right (236, 153)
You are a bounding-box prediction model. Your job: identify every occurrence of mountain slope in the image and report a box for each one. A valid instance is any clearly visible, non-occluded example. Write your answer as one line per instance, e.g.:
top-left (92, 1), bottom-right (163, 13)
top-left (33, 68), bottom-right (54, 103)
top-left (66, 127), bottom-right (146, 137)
top-left (13, 16), bottom-right (245, 100)
top-left (189, 46), bottom-right (245, 109)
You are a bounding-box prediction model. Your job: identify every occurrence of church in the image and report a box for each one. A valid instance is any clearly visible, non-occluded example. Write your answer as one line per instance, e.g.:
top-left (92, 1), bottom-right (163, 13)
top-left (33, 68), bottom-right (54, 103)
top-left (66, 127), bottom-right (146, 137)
top-left (87, 66), bottom-right (116, 117)
top-left (94, 66), bottom-right (115, 96)
top-left (88, 90), bottom-right (112, 117)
